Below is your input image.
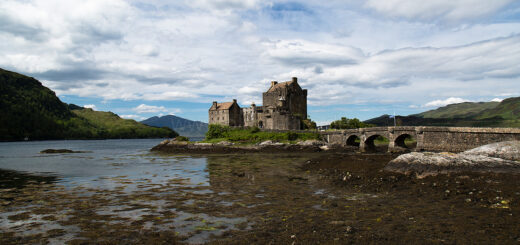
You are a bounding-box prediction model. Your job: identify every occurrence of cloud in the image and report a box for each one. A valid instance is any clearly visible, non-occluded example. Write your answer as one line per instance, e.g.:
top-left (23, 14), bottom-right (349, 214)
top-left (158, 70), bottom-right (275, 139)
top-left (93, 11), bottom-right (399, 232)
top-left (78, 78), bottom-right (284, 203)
top-left (265, 39), bottom-right (364, 66)
top-left (83, 104), bottom-right (97, 110)
top-left (424, 97), bottom-right (469, 107)
top-left (133, 104), bottom-right (167, 113)
top-left (1, 0), bottom-right (520, 121)
top-left (491, 98), bottom-right (503, 102)
top-left (120, 114), bottom-right (146, 121)
top-left (132, 104), bottom-right (182, 115)
top-left (364, 0), bottom-right (515, 21)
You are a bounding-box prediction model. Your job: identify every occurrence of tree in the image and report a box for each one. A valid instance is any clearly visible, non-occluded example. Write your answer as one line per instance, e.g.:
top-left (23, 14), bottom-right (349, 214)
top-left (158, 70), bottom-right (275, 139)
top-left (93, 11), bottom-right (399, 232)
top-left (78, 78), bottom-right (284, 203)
top-left (330, 117), bottom-right (374, 129)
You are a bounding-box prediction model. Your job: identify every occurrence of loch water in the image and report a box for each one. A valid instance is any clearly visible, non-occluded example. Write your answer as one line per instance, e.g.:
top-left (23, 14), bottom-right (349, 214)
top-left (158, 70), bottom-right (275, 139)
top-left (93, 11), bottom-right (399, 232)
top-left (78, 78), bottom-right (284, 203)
top-left (0, 139), bottom-right (328, 244)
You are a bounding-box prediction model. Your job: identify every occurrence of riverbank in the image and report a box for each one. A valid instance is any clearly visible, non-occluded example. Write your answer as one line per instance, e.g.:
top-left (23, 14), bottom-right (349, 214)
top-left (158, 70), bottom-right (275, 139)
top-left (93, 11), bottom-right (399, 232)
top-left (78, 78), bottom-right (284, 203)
top-left (152, 139), bottom-right (338, 154)
top-left (150, 138), bottom-right (384, 154)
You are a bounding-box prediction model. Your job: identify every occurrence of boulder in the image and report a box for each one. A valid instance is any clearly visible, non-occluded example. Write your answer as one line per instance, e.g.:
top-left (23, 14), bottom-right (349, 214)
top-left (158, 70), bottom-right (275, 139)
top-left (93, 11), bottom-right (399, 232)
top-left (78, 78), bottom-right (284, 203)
top-left (40, 149), bottom-right (91, 154)
top-left (216, 141), bottom-right (234, 146)
top-left (259, 140), bottom-right (273, 146)
top-left (167, 140), bottom-right (188, 146)
top-left (463, 141), bottom-right (520, 161)
top-left (297, 140), bottom-right (326, 146)
top-left (385, 141), bottom-right (520, 178)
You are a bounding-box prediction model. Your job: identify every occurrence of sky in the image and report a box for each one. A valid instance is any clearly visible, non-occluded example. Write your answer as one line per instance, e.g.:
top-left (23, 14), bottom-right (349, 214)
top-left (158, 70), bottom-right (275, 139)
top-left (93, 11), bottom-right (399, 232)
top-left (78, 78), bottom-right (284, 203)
top-left (1, 0), bottom-right (520, 125)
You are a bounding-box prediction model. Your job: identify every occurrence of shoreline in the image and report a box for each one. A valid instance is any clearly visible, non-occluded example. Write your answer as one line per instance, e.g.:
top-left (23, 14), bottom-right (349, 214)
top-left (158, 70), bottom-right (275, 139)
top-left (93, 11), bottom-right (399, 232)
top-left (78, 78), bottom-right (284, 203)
top-left (150, 140), bottom-right (369, 154)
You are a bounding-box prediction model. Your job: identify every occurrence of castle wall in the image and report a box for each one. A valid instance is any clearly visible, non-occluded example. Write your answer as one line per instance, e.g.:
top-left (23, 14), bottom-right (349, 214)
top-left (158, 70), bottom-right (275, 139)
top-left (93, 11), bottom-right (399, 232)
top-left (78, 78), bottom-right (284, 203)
top-left (228, 104), bottom-right (242, 126)
top-left (242, 107), bottom-right (257, 127)
top-left (288, 89), bottom-right (307, 119)
top-left (209, 110), bottom-right (231, 126)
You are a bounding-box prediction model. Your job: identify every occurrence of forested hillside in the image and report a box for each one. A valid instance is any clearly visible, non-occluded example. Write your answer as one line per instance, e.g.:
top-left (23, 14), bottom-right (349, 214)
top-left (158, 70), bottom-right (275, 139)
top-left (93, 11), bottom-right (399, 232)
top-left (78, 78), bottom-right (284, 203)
top-left (0, 68), bottom-right (177, 141)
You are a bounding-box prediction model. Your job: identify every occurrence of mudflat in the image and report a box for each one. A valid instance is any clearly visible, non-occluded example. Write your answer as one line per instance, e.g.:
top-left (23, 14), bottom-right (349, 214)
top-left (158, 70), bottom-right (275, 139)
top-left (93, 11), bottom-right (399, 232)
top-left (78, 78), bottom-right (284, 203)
top-left (1, 153), bottom-right (518, 244)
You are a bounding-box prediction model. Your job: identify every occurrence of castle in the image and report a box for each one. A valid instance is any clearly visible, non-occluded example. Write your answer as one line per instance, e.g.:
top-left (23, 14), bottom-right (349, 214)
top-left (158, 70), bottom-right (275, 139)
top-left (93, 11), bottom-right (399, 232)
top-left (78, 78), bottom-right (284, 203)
top-left (209, 77), bottom-right (308, 130)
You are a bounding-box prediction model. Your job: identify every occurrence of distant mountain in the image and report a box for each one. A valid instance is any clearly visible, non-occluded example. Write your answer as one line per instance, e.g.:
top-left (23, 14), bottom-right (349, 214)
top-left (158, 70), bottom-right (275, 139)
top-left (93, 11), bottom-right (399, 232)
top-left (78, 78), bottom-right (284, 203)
top-left (365, 97), bottom-right (520, 128)
top-left (141, 115), bottom-right (208, 138)
top-left (0, 68), bottom-right (177, 141)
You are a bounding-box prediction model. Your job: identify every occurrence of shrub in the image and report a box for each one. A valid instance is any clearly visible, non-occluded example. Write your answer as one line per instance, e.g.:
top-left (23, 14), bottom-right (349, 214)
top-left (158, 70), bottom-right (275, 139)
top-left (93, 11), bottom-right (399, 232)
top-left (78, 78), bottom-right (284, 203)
top-left (206, 124), bottom-right (230, 139)
top-left (175, 136), bottom-right (190, 141)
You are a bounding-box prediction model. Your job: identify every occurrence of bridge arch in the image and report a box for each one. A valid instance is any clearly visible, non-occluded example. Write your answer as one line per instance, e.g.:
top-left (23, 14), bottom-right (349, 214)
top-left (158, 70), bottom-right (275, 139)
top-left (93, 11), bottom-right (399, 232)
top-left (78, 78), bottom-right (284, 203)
top-left (363, 134), bottom-right (389, 152)
top-left (394, 133), bottom-right (416, 149)
top-left (346, 134), bottom-right (360, 146)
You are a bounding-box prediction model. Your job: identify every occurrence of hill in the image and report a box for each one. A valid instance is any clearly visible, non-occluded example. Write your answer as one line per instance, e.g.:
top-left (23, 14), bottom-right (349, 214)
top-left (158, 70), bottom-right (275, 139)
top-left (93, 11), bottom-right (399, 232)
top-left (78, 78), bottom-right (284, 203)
top-left (141, 115), bottom-right (208, 137)
top-left (71, 109), bottom-right (178, 139)
top-left (0, 68), bottom-right (177, 141)
top-left (414, 101), bottom-right (499, 119)
top-left (476, 97), bottom-right (520, 120)
top-left (365, 97), bottom-right (520, 128)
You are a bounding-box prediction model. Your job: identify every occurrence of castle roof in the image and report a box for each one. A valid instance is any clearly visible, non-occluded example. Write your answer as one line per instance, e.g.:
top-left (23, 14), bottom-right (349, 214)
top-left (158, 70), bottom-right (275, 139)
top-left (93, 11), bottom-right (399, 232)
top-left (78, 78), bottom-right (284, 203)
top-left (210, 102), bottom-right (234, 110)
top-left (267, 80), bottom-right (297, 93)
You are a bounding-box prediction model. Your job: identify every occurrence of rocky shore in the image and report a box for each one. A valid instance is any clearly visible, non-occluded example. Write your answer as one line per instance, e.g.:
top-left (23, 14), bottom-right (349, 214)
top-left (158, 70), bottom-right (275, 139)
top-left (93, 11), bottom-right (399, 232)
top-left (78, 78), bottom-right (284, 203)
top-left (385, 141), bottom-right (520, 177)
top-left (150, 138), bottom-right (353, 154)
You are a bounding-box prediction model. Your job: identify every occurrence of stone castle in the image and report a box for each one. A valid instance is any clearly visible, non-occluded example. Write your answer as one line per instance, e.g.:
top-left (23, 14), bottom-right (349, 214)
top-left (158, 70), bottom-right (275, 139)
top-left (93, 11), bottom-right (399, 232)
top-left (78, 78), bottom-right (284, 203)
top-left (209, 77), bottom-right (307, 130)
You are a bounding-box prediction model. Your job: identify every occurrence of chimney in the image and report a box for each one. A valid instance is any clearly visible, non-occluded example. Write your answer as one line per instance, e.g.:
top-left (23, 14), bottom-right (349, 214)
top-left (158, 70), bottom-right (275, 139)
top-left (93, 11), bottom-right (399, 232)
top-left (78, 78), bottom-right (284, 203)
top-left (233, 99), bottom-right (237, 103)
top-left (292, 77), bottom-right (297, 83)
top-left (212, 101), bottom-right (217, 107)
top-left (271, 81), bottom-right (278, 87)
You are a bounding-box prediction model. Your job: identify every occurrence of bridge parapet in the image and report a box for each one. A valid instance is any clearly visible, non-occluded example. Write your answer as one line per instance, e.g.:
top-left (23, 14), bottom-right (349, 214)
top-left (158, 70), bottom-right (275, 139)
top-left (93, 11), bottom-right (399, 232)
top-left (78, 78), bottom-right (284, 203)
top-left (319, 126), bottom-right (520, 152)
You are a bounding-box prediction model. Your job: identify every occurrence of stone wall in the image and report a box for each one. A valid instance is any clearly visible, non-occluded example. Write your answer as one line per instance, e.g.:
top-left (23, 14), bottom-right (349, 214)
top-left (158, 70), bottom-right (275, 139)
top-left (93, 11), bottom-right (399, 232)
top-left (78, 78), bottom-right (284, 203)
top-left (418, 127), bottom-right (520, 152)
top-left (228, 104), bottom-right (242, 126)
top-left (209, 110), bottom-right (230, 125)
top-left (320, 126), bottom-right (520, 152)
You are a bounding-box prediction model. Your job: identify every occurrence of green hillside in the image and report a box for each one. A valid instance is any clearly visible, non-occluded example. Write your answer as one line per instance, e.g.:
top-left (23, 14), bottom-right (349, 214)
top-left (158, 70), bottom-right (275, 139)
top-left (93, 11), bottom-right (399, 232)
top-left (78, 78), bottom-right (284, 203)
top-left (0, 68), bottom-right (177, 141)
top-left (415, 101), bottom-right (499, 119)
top-left (477, 97), bottom-right (520, 120)
top-left (72, 109), bottom-right (178, 139)
top-left (366, 97), bottom-right (520, 128)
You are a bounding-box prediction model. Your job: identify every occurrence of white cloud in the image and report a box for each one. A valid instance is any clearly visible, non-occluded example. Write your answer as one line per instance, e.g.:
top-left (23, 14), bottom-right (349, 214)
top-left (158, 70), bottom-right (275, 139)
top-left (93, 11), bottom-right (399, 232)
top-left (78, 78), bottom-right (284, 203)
top-left (364, 0), bottom-right (515, 21)
top-left (491, 98), bottom-right (503, 102)
top-left (424, 97), bottom-right (469, 107)
top-left (120, 114), bottom-right (146, 121)
top-left (83, 104), bottom-right (96, 110)
top-left (133, 104), bottom-right (167, 113)
top-left (265, 39), bottom-right (364, 65)
top-left (1, 0), bottom-right (520, 120)
top-left (131, 104), bottom-right (182, 115)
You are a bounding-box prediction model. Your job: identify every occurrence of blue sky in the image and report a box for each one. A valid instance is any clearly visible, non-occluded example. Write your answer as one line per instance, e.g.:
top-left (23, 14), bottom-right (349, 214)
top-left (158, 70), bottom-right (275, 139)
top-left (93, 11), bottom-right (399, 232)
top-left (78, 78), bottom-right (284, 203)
top-left (1, 0), bottom-right (520, 125)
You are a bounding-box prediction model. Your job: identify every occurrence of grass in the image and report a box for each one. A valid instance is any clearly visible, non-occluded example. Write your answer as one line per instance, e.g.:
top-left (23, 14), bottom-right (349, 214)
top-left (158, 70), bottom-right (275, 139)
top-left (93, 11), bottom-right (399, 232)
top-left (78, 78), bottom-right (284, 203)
top-left (203, 124), bottom-right (320, 144)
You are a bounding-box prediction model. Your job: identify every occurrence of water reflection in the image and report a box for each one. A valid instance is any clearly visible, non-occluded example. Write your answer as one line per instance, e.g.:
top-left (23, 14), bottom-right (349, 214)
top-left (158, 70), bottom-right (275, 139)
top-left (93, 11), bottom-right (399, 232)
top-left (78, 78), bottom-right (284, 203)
top-left (0, 140), bottom-right (343, 244)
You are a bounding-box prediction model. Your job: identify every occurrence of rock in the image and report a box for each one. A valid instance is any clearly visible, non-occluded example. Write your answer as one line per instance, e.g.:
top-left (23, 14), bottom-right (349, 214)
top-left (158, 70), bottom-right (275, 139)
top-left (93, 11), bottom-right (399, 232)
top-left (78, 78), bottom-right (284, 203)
top-left (193, 143), bottom-right (213, 146)
top-left (385, 141), bottom-right (520, 177)
top-left (297, 140), bottom-right (325, 146)
top-left (40, 149), bottom-right (91, 154)
top-left (167, 140), bottom-right (188, 146)
top-left (259, 140), bottom-right (273, 146)
top-left (345, 226), bottom-right (355, 234)
top-left (158, 139), bottom-right (170, 145)
top-left (329, 221), bottom-right (346, 225)
top-left (258, 140), bottom-right (284, 146)
top-left (319, 145), bottom-right (330, 151)
top-left (464, 141), bottom-right (520, 161)
top-left (216, 141), bottom-right (234, 146)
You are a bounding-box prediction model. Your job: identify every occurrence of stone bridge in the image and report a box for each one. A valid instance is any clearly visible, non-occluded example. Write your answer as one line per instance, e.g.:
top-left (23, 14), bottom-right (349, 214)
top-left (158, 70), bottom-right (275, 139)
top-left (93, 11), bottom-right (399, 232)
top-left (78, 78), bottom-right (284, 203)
top-left (319, 126), bottom-right (520, 152)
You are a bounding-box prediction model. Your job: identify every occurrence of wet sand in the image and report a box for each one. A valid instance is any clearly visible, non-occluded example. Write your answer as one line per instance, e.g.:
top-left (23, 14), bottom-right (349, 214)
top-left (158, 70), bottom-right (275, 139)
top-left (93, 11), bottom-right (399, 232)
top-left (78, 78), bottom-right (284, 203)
top-left (1, 153), bottom-right (519, 244)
